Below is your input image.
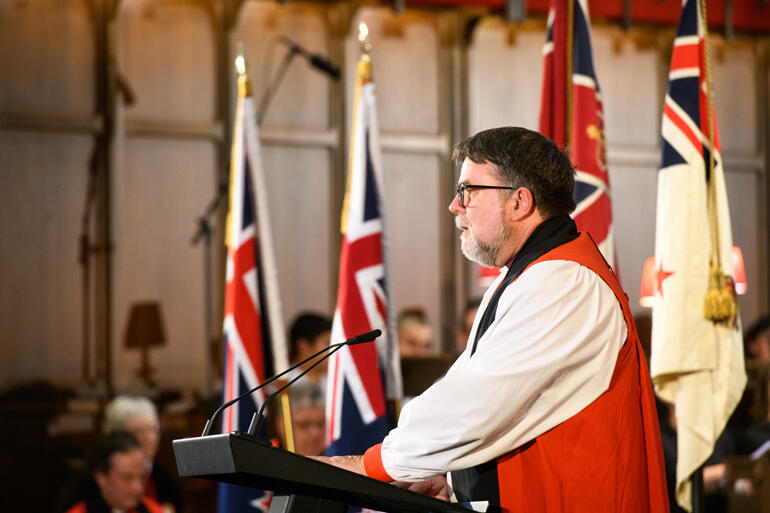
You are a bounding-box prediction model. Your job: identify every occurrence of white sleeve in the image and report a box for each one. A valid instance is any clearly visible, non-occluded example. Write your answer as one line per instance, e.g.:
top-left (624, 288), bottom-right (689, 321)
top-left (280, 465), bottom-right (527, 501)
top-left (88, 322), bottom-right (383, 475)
top-left (380, 259), bottom-right (627, 481)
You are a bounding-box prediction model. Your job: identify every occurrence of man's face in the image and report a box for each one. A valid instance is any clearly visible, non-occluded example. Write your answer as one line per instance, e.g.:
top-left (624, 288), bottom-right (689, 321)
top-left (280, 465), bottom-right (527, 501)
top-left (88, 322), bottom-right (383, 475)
top-left (304, 331), bottom-right (331, 371)
top-left (291, 405), bottom-right (326, 457)
top-left (122, 414), bottom-right (160, 461)
top-left (94, 448), bottom-right (148, 510)
top-left (449, 158), bottom-right (513, 267)
top-left (749, 332), bottom-right (770, 361)
top-left (399, 322), bottom-right (433, 357)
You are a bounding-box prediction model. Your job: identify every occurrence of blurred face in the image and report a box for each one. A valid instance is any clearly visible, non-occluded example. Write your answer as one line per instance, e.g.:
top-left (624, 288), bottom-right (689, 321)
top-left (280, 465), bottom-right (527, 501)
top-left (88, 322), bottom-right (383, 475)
top-left (292, 405), bottom-right (326, 457)
top-left (94, 448), bottom-right (148, 510)
top-left (449, 159), bottom-right (513, 267)
top-left (455, 306), bottom-right (479, 353)
top-left (399, 323), bottom-right (433, 357)
top-left (749, 333), bottom-right (770, 362)
top-left (297, 331), bottom-right (332, 370)
top-left (122, 414), bottom-right (160, 460)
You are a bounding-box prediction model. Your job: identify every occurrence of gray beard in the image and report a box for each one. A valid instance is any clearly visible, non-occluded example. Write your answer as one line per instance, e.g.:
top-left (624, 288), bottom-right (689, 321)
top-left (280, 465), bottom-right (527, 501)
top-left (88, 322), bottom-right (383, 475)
top-left (459, 218), bottom-right (511, 267)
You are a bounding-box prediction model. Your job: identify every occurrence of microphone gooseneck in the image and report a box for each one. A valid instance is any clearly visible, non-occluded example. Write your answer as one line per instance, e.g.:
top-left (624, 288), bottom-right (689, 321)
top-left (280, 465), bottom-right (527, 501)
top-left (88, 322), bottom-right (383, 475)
top-left (201, 329), bottom-right (382, 437)
top-left (248, 328), bottom-right (381, 436)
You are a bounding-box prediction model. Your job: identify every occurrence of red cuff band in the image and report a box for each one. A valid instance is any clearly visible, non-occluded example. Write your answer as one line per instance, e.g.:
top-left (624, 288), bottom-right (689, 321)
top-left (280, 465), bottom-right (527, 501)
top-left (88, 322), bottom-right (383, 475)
top-left (363, 443), bottom-right (393, 482)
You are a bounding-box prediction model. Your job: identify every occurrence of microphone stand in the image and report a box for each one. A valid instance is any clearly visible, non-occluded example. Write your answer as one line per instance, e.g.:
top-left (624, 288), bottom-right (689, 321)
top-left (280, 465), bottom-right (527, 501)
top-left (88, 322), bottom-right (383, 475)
top-left (256, 45), bottom-right (299, 125)
top-left (190, 180), bottom-right (228, 399)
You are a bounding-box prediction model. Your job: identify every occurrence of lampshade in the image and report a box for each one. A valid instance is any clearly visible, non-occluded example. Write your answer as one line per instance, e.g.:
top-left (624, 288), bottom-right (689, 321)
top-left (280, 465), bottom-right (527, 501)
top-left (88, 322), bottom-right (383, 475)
top-left (732, 246), bottom-right (747, 295)
top-left (124, 301), bottom-right (166, 349)
top-left (639, 257), bottom-right (657, 308)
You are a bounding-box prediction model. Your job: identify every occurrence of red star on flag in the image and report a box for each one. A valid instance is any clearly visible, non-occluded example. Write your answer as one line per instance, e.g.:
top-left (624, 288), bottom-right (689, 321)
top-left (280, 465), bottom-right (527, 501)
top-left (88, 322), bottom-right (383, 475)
top-left (656, 262), bottom-right (674, 297)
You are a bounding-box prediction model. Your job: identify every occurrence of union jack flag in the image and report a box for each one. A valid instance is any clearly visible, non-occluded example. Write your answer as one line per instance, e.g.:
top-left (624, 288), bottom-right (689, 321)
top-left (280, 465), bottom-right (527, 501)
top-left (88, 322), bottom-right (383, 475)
top-left (539, 0), bottom-right (615, 265)
top-left (650, 0), bottom-right (745, 510)
top-left (218, 69), bottom-right (288, 513)
top-left (325, 56), bottom-right (401, 457)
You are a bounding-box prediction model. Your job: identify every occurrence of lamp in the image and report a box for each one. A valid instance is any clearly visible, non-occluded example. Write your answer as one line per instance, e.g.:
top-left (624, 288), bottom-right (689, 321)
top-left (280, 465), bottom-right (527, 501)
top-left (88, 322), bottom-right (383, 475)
top-left (124, 301), bottom-right (166, 387)
top-left (639, 257), bottom-right (657, 308)
top-left (732, 246), bottom-right (747, 295)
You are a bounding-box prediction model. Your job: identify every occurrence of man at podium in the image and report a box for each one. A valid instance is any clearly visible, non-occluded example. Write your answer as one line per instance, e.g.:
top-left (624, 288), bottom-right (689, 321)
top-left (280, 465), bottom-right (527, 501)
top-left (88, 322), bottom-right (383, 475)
top-left (318, 127), bottom-right (669, 513)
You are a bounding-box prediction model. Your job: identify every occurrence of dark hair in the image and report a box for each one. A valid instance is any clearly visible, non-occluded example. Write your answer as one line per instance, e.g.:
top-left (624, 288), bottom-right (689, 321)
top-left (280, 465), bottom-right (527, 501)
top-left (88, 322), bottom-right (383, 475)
top-left (289, 313), bottom-right (332, 362)
top-left (745, 315), bottom-right (770, 358)
top-left (87, 430), bottom-right (142, 475)
top-left (453, 127), bottom-right (576, 218)
top-left (745, 316), bottom-right (770, 344)
top-left (751, 363), bottom-right (770, 421)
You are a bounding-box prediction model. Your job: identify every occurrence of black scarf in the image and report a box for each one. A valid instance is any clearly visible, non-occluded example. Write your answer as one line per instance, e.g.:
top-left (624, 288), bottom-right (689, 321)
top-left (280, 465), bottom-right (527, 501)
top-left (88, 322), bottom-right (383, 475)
top-left (470, 214), bottom-right (578, 355)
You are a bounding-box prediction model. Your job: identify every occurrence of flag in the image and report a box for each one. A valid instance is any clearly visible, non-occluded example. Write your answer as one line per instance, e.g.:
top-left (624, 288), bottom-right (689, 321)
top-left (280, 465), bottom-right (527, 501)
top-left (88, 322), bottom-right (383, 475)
top-left (218, 58), bottom-right (288, 513)
top-left (326, 30), bottom-right (401, 457)
top-left (651, 0), bottom-right (746, 510)
top-left (539, 0), bottom-right (615, 264)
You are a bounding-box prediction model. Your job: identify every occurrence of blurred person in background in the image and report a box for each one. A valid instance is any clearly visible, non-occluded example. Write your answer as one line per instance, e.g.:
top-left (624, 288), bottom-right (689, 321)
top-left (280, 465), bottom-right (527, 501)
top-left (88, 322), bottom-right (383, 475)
top-left (744, 315), bottom-right (770, 362)
top-left (58, 431), bottom-right (163, 513)
top-left (397, 307), bottom-right (434, 357)
top-left (287, 312), bottom-right (333, 389)
top-left (103, 395), bottom-right (183, 513)
top-left (454, 298), bottom-right (480, 354)
top-left (273, 381), bottom-right (326, 457)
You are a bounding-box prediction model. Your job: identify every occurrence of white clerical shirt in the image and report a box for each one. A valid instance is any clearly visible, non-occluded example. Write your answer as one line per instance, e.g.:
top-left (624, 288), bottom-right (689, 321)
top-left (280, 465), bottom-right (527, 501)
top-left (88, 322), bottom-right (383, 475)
top-left (380, 259), bottom-right (627, 481)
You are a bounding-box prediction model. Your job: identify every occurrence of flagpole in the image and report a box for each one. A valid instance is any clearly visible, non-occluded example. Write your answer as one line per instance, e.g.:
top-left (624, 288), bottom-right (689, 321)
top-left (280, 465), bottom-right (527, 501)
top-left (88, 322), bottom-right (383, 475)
top-left (355, 22), bottom-right (402, 425)
top-left (565, 0), bottom-right (574, 157)
top-left (234, 48), bottom-right (294, 449)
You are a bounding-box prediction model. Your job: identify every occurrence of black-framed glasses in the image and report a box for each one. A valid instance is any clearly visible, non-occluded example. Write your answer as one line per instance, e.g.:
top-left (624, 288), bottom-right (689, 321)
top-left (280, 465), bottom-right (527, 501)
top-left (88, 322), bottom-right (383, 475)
top-left (455, 184), bottom-right (514, 208)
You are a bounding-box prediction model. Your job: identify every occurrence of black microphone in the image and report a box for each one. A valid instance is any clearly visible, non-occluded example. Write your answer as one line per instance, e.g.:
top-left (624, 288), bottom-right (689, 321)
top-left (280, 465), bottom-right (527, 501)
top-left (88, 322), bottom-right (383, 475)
top-left (247, 328), bottom-right (380, 437)
top-left (279, 36), bottom-right (341, 80)
top-left (201, 329), bottom-right (381, 437)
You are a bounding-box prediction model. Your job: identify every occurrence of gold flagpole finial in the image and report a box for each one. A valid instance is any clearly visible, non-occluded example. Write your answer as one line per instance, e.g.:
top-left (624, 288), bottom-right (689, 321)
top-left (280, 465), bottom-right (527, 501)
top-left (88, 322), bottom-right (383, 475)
top-left (235, 42), bottom-right (251, 97)
top-left (357, 23), bottom-right (373, 81)
top-left (359, 23), bottom-right (372, 60)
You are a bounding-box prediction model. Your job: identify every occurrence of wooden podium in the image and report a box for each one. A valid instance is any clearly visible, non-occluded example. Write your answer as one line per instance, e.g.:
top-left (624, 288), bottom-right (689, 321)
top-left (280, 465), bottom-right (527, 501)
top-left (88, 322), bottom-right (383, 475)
top-left (173, 433), bottom-right (471, 513)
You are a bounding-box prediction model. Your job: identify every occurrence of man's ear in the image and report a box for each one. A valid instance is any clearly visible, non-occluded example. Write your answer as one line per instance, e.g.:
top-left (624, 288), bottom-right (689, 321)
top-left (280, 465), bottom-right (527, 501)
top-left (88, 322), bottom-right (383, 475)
top-left (509, 187), bottom-right (535, 220)
top-left (93, 471), bottom-right (107, 490)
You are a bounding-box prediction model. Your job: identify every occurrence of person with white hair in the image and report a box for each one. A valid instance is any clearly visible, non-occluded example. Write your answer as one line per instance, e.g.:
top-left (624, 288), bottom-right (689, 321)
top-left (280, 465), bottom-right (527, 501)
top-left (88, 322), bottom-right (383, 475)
top-left (273, 381), bottom-right (326, 457)
top-left (103, 395), bottom-right (184, 513)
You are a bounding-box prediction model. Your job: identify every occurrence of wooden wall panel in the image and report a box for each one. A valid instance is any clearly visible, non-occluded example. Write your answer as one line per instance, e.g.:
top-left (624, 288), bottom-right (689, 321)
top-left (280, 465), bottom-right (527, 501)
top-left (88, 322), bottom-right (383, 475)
top-left (119, 0), bottom-right (216, 121)
top-left (382, 152), bottom-right (444, 351)
top-left (112, 138), bottom-right (216, 391)
top-left (727, 171), bottom-right (761, 326)
top-left (0, 0), bottom-right (94, 388)
top-left (609, 164), bottom-right (658, 316)
top-left (114, 1), bottom-right (218, 391)
top-left (592, 29), bottom-right (661, 147)
top-left (261, 145), bottom-right (333, 325)
top-left (0, 0), bottom-right (94, 115)
top-left (712, 39), bottom-right (757, 154)
top-left (0, 132), bottom-right (91, 385)
top-left (467, 20), bottom-right (544, 133)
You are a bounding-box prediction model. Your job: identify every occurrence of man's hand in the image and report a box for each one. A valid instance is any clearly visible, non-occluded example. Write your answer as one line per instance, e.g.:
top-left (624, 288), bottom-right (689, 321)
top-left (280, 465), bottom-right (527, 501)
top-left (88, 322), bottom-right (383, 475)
top-left (311, 455), bottom-right (366, 476)
top-left (313, 455), bottom-right (450, 502)
top-left (394, 476), bottom-right (451, 501)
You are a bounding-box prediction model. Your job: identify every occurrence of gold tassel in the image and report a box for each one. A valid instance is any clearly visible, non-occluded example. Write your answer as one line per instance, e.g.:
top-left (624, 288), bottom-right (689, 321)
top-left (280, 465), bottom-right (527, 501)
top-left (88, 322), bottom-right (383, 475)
top-left (703, 265), bottom-right (735, 324)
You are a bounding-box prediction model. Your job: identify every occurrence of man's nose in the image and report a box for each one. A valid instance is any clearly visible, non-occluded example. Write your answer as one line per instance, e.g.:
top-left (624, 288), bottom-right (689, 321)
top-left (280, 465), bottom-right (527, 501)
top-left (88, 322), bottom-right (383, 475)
top-left (448, 193), bottom-right (463, 213)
